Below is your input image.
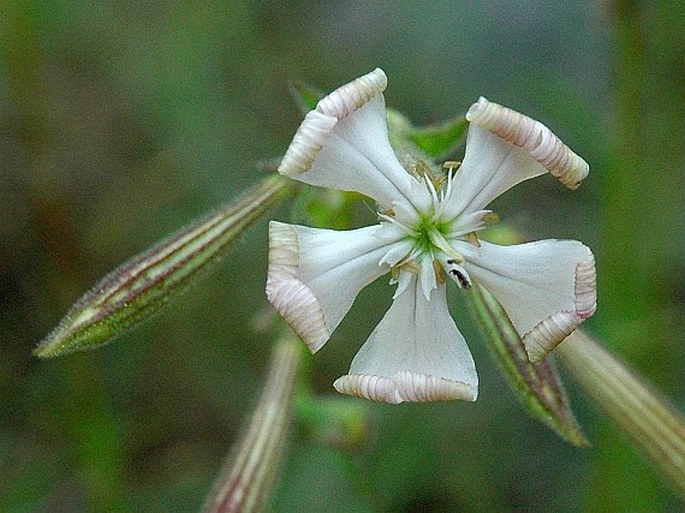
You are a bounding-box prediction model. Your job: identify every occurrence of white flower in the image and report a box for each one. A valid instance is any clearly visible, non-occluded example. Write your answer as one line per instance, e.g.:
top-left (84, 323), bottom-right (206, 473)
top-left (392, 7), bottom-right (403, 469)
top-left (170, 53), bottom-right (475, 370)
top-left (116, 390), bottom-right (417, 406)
top-left (267, 68), bottom-right (596, 404)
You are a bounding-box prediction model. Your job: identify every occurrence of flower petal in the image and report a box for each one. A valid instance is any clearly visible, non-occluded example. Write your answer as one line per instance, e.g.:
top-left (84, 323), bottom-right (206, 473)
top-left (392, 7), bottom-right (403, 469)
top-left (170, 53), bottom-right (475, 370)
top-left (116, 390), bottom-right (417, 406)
top-left (443, 97), bottom-right (589, 218)
top-left (458, 239), bottom-right (596, 362)
top-left (266, 221), bottom-right (401, 353)
top-left (278, 68), bottom-right (424, 209)
top-left (333, 277), bottom-right (478, 403)
top-left (468, 97), bottom-right (589, 189)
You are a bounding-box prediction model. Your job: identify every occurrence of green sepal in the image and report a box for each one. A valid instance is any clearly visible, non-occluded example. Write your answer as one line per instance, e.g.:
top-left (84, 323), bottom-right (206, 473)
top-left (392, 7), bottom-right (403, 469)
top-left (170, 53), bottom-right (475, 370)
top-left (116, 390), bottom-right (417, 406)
top-left (407, 115), bottom-right (468, 158)
top-left (469, 283), bottom-right (588, 446)
top-left (35, 175), bottom-right (292, 358)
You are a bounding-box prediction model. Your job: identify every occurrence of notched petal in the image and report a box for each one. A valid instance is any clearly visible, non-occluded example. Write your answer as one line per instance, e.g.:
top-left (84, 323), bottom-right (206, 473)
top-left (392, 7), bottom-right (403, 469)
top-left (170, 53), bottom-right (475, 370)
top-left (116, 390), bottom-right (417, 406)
top-left (279, 110), bottom-right (337, 177)
top-left (266, 221), bottom-right (399, 353)
top-left (466, 97), bottom-right (589, 189)
top-left (336, 277), bottom-right (478, 403)
top-left (277, 68), bottom-right (422, 210)
top-left (316, 68), bottom-right (388, 119)
top-left (278, 68), bottom-right (387, 178)
top-left (523, 253), bottom-right (597, 362)
top-left (459, 239), bottom-right (597, 363)
top-left (266, 222), bottom-right (330, 352)
top-left (333, 371), bottom-right (477, 404)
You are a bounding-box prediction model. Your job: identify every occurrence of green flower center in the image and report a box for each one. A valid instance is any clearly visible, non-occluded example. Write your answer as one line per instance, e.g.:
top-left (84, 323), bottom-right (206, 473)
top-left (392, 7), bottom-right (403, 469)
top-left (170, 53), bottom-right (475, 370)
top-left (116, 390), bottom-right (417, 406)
top-left (411, 216), bottom-right (451, 256)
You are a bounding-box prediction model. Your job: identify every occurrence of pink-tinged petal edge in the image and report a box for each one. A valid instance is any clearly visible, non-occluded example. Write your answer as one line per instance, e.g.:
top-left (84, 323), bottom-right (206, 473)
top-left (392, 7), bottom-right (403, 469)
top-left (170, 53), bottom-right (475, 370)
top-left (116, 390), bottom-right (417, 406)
top-left (523, 253), bottom-right (597, 362)
top-left (332, 277), bottom-right (478, 404)
top-left (266, 225), bottom-right (330, 353)
top-left (466, 97), bottom-right (589, 190)
top-left (278, 68), bottom-right (388, 177)
top-left (266, 221), bottom-right (398, 354)
top-left (458, 239), bottom-right (597, 363)
top-left (334, 371), bottom-right (477, 404)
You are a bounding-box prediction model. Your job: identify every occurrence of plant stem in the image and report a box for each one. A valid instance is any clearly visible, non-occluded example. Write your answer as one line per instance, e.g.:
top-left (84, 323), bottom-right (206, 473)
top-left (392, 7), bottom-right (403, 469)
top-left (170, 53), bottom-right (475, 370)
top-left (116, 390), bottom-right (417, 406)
top-left (558, 331), bottom-right (685, 498)
top-left (203, 335), bottom-right (304, 513)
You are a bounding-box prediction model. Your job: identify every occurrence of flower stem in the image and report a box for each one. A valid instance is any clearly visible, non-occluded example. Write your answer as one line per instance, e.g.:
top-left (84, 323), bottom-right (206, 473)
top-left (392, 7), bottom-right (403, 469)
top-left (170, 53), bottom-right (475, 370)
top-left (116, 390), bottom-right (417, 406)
top-left (558, 330), bottom-right (685, 498)
top-left (203, 335), bottom-right (304, 513)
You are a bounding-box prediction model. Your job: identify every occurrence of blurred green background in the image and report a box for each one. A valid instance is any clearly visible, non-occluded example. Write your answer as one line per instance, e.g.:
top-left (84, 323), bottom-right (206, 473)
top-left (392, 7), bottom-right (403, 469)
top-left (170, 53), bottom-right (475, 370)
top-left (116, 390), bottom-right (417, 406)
top-left (1, 1), bottom-right (683, 511)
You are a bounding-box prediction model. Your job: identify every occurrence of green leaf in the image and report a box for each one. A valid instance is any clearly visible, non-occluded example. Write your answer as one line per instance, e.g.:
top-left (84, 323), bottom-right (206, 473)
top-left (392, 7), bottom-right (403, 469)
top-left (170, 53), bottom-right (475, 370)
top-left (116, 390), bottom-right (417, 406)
top-left (468, 284), bottom-right (588, 446)
top-left (288, 80), bottom-right (324, 115)
top-left (290, 187), bottom-right (360, 230)
top-left (35, 175), bottom-right (292, 357)
top-left (407, 115), bottom-right (468, 158)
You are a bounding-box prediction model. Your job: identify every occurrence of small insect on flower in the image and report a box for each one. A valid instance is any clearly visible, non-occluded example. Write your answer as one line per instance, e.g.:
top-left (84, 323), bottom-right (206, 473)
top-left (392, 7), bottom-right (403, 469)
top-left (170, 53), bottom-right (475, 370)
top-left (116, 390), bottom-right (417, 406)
top-left (447, 261), bottom-right (472, 289)
top-left (267, 68), bottom-right (596, 404)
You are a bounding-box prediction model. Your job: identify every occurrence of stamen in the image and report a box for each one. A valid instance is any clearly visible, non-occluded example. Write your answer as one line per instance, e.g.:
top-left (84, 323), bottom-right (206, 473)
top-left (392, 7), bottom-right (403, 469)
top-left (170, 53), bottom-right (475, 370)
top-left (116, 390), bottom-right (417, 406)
top-left (442, 161), bottom-right (461, 172)
top-left (395, 257), bottom-right (421, 274)
top-left (414, 160), bottom-right (433, 178)
top-left (433, 260), bottom-right (446, 285)
top-left (378, 213), bottom-right (418, 236)
top-left (483, 212), bottom-right (500, 224)
top-left (442, 168), bottom-right (456, 206)
top-left (429, 230), bottom-right (464, 262)
top-left (466, 232), bottom-right (481, 247)
top-left (423, 174), bottom-right (440, 209)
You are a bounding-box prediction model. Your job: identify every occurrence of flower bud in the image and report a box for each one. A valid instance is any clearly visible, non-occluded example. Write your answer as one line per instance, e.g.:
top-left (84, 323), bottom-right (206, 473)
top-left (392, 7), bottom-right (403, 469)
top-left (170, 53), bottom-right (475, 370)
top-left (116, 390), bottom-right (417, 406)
top-left (35, 176), bottom-right (290, 357)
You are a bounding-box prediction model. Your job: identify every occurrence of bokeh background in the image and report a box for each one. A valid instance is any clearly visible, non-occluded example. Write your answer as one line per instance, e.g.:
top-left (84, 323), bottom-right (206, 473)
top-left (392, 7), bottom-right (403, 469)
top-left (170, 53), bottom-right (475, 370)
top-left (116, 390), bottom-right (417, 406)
top-left (1, 1), bottom-right (683, 511)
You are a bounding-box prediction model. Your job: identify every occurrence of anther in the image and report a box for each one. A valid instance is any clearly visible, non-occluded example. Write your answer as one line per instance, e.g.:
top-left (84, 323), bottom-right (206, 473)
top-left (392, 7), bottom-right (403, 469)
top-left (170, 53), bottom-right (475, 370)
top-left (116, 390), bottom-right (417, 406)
top-left (466, 232), bottom-right (481, 247)
top-left (433, 260), bottom-right (446, 285)
top-left (483, 212), bottom-right (500, 224)
top-left (443, 161), bottom-right (461, 172)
